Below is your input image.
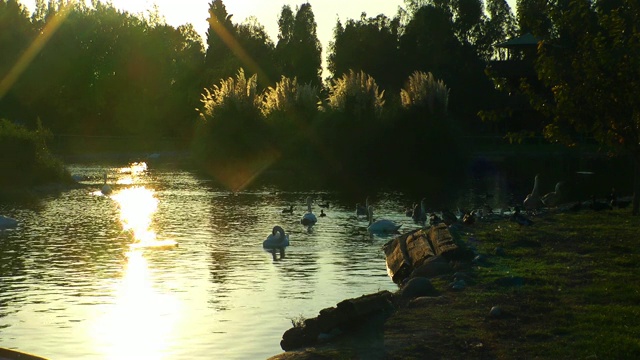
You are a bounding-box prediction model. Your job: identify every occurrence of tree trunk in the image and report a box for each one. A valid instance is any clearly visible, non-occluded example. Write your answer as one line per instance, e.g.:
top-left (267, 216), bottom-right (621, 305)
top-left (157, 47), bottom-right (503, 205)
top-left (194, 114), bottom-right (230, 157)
top-left (633, 157), bottom-right (640, 215)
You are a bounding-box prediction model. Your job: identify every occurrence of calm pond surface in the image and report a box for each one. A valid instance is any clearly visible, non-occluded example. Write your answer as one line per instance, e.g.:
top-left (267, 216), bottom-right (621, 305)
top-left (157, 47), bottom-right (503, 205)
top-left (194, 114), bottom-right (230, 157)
top-left (0, 160), bottom-right (437, 360)
top-left (0, 153), bottom-right (630, 359)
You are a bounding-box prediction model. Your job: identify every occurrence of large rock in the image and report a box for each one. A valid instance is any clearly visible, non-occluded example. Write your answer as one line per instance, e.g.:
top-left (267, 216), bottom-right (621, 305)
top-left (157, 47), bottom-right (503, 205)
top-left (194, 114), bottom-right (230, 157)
top-left (280, 291), bottom-right (394, 351)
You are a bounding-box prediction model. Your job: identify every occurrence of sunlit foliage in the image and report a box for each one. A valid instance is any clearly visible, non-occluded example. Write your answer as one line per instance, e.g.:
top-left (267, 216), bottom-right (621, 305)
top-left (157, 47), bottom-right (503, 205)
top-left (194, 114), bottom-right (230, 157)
top-left (199, 68), bottom-right (260, 121)
top-left (261, 76), bottom-right (319, 117)
top-left (326, 69), bottom-right (385, 121)
top-left (400, 71), bottom-right (449, 114)
top-left (194, 68), bottom-right (268, 164)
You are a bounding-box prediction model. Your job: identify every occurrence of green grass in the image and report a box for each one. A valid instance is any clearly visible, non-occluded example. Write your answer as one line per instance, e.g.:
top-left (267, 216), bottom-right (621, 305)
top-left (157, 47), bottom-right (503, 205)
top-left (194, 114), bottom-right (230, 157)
top-left (422, 208), bottom-right (640, 359)
top-left (270, 208), bottom-right (640, 359)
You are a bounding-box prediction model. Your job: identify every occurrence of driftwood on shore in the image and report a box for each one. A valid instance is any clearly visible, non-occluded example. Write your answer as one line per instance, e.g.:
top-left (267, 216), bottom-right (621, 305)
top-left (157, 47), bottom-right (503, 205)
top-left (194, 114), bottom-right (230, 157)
top-left (383, 224), bottom-right (466, 284)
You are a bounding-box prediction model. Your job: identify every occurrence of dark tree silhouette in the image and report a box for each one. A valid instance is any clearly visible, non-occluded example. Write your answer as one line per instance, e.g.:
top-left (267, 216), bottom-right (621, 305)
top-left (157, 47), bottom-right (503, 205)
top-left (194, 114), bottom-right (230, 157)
top-left (327, 13), bottom-right (401, 92)
top-left (275, 3), bottom-right (322, 88)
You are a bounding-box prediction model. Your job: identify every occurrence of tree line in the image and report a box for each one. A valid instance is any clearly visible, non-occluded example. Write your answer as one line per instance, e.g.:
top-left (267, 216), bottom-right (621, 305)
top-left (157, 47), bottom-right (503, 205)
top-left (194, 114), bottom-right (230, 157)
top-left (2, 0), bottom-right (639, 203)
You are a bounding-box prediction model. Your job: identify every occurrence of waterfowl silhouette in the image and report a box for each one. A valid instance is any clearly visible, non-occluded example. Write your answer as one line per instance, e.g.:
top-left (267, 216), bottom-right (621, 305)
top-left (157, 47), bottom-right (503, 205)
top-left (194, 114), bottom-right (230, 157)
top-left (462, 210), bottom-right (476, 225)
top-left (541, 182), bottom-right (563, 207)
top-left (523, 174), bottom-right (542, 210)
top-left (0, 215), bottom-right (18, 230)
top-left (412, 198), bottom-right (427, 223)
top-left (263, 226), bottom-right (290, 249)
top-left (320, 209), bottom-right (327, 217)
top-left (608, 188), bottom-right (631, 208)
top-left (101, 172), bottom-right (112, 195)
top-left (367, 206), bottom-right (401, 234)
top-left (263, 225), bottom-right (289, 260)
top-left (510, 206), bottom-right (533, 226)
top-left (301, 197), bottom-right (317, 226)
top-left (281, 205), bottom-right (294, 214)
top-left (356, 196), bottom-right (370, 217)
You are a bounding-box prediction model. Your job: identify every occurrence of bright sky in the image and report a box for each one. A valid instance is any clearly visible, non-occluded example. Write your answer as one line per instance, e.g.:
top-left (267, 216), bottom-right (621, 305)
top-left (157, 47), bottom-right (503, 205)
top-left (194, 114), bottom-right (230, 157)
top-left (19, 0), bottom-right (406, 53)
top-left (18, 0), bottom-right (518, 74)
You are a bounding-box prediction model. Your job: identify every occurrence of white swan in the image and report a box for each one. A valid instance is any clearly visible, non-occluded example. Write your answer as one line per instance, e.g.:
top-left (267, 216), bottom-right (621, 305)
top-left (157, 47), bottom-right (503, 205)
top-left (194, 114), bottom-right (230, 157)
top-left (301, 197), bottom-right (317, 226)
top-left (101, 172), bottom-right (112, 195)
top-left (367, 206), bottom-right (401, 234)
top-left (263, 226), bottom-right (290, 249)
top-left (523, 174), bottom-right (542, 210)
top-left (0, 215), bottom-right (18, 230)
top-left (541, 182), bottom-right (562, 207)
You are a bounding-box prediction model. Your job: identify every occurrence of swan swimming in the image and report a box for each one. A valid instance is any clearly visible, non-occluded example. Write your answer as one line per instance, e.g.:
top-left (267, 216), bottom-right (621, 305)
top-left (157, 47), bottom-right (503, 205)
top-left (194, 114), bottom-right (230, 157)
top-left (301, 197), bottom-right (317, 226)
top-left (263, 225), bottom-right (290, 249)
top-left (367, 206), bottom-right (401, 234)
top-left (0, 215), bottom-right (18, 230)
top-left (263, 225), bottom-right (289, 260)
top-left (101, 171), bottom-right (112, 195)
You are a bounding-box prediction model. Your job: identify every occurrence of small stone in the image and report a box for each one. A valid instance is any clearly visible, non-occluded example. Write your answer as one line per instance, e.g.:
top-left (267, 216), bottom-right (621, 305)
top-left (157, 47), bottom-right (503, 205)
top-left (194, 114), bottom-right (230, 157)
top-left (401, 277), bottom-right (438, 298)
top-left (489, 306), bottom-right (502, 317)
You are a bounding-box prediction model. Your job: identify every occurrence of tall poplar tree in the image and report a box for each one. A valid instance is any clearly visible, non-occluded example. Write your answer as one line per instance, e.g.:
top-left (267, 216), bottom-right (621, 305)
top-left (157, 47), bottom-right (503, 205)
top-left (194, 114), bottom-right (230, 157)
top-left (275, 3), bottom-right (321, 88)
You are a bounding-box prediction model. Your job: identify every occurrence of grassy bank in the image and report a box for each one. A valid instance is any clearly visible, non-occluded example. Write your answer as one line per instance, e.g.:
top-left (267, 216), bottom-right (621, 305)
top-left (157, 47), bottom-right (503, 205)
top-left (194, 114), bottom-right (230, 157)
top-left (271, 207), bottom-right (640, 359)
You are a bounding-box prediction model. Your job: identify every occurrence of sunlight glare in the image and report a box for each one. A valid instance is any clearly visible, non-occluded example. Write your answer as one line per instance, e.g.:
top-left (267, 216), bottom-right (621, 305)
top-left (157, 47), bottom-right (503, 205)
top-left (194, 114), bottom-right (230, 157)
top-left (92, 251), bottom-right (180, 360)
top-left (117, 162), bottom-right (148, 185)
top-left (112, 186), bottom-right (158, 243)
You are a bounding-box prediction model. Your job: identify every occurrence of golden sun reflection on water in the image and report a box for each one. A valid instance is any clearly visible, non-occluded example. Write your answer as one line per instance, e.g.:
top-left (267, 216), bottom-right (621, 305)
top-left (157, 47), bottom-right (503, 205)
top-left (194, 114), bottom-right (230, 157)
top-left (112, 186), bottom-right (158, 243)
top-left (117, 162), bottom-right (148, 185)
top-left (91, 184), bottom-right (180, 359)
top-left (93, 251), bottom-right (181, 360)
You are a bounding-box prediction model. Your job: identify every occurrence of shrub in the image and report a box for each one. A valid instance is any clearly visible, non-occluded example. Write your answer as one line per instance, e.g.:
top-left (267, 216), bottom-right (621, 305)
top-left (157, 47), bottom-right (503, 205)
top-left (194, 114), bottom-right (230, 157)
top-left (193, 68), bottom-right (266, 162)
top-left (400, 71), bottom-right (449, 115)
top-left (261, 76), bottom-right (319, 118)
top-left (325, 69), bottom-right (385, 122)
top-left (0, 118), bottom-right (70, 188)
top-left (192, 69), bottom-right (278, 191)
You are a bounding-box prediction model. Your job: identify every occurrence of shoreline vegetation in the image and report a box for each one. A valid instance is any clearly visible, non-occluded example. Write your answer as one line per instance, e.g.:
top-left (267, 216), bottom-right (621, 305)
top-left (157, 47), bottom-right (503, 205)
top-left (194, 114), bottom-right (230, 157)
top-left (268, 206), bottom-right (640, 359)
top-left (0, 119), bottom-right (73, 202)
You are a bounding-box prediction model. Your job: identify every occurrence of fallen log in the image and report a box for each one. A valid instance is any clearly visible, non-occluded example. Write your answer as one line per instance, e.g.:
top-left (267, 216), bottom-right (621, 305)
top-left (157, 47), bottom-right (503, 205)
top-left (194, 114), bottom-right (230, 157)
top-left (384, 224), bottom-right (462, 284)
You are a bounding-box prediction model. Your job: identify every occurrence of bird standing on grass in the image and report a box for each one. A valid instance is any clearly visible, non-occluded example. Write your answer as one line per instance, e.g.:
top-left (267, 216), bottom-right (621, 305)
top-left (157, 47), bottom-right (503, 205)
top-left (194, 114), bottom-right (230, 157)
top-left (541, 182), bottom-right (563, 207)
top-left (523, 174), bottom-right (542, 210)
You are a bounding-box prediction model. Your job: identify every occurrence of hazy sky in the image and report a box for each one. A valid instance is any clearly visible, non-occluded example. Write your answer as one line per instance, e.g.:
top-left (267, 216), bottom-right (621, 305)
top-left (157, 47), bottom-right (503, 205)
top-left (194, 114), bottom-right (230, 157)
top-left (19, 1), bottom-right (406, 49)
top-left (17, 0), bottom-right (518, 74)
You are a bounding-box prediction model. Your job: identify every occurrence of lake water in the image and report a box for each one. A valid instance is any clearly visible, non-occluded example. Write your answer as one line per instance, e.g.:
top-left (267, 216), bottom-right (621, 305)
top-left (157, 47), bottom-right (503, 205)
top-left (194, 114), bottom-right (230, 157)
top-left (0, 160), bottom-right (431, 360)
top-left (0, 153), bottom-right (630, 359)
